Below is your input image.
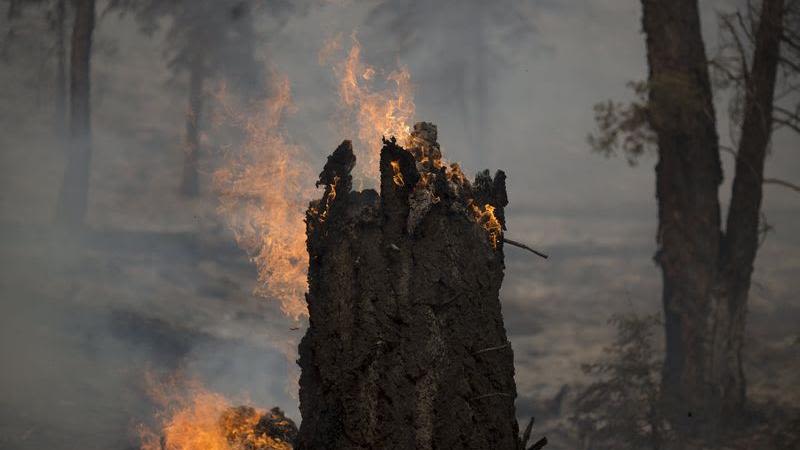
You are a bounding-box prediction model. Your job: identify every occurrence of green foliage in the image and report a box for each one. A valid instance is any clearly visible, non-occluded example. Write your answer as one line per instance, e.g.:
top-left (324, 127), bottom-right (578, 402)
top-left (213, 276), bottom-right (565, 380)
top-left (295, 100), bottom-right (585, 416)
top-left (587, 81), bottom-right (655, 166)
top-left (572, 312), bottom-right (670, 450)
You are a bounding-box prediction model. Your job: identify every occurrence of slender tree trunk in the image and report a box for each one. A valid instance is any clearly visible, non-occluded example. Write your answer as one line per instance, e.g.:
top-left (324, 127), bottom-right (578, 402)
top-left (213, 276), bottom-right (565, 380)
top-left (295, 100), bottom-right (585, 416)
top-left (54, 0), bottom-right (67, 140)
top-left (6, 0), bottom-right (22, 19)
top-left (179, 55), bottom-right (205, 197)
top-left (55, 0), bottom-right (94, 226)
top-left (711, 0), bottom-right (784, 419)
top-left (641, 0), bottom-right (724, 432)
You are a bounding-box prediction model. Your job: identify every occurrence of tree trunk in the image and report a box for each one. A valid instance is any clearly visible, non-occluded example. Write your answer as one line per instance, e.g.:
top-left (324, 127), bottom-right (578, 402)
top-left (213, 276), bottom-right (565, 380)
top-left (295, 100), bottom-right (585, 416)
top-left (641, 0), bottom-right (724, 432)
top-left (298, 126), bottom-right (520, 449)
top-left (6, 0), bottom-right (22, 19)
top-left (179, 55), bottom-right (204, 197)
top-left (54, 0), bottom-right (67, 141)
top-left (641, 0), bottom-right (785, 434)
top-left (711, 0), bottom-right (784, 419)
top-left (55, 0), bottom-right (94, 226)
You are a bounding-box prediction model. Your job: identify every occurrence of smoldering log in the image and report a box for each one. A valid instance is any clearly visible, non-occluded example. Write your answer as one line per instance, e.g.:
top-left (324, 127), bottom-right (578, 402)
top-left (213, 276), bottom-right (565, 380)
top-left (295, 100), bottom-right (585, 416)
top-left (298, 123), bottom-right (524, 449)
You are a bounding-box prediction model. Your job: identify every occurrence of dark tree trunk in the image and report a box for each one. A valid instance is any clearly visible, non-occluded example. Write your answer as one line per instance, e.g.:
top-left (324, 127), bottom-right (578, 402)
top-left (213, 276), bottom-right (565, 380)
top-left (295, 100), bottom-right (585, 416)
top-left (54, 0), bottom-right (67, 140)
top-left (641, 0), bottom-right (724, 431)
top-left (55, 0), bottom-right (94, 226)
top-left (6, 0), bottom-right (22, 19)
top-left (298, 125), bottom-right (521, 449)
top-left (641, 0), bottom-right (785, 433)
top-left (179, 55), bottom-right (205, 197)
top-left (712, 0), bottom-right (784, 419)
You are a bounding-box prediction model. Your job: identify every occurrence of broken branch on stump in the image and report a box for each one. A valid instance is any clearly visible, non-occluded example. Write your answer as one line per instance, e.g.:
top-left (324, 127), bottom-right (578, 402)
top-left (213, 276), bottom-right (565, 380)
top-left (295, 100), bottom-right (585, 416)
top-left (503, 237), bottom-right (549, 259)
top-left (472, 343), bottom-right (511, 355)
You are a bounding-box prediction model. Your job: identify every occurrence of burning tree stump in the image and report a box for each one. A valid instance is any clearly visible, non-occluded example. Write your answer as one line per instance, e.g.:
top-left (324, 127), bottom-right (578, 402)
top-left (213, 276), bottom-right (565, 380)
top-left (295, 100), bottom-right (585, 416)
top-left (298, 123), bottom-right (521, 449)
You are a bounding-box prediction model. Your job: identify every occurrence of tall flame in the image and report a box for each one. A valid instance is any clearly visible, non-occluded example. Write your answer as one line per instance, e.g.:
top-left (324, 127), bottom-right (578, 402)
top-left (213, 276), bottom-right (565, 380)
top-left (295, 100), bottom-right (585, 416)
top-left (212, 37), bottom-right (417, 319)
top-left (327, 34), bottom-right (415, 183)
top-left (141, 37), bottom-right (426, 450)
top-left (213, 75), bottom-right (314, 320)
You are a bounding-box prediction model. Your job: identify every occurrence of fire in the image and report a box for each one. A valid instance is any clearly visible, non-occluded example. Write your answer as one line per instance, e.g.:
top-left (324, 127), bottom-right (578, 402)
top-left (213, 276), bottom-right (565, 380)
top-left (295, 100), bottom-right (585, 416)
top-left (390, 160), bottom-right (404, 187)
top-left (213, 36), bottom-right (417, 318)
top-left (448, 163), bottom-right (468, 185)
top-left (470, 202), bottom-right (503, 249)
top-left (328, 33), bottom-right (415, 183)
top-left (318, 176), bottom-right (339, 220)
top-left (213, 75), bottom-right (314, 320)
top-left (138, 375), bottom-right (293, 450)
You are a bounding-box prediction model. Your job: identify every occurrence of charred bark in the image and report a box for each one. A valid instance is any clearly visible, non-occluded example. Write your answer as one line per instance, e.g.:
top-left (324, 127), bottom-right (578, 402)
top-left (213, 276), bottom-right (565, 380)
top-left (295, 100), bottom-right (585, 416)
top-left (298, 124), bottom-right (521, 449)
top-left (55, 0), bottom-right (94, 226)
top-left (179, 54), bottom-right (205, 197)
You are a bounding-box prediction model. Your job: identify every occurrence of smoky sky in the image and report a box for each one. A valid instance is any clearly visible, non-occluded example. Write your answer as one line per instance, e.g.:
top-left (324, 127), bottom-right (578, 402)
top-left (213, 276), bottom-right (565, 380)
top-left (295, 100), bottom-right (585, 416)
top-left (1, 0), bottom-right (799, 449)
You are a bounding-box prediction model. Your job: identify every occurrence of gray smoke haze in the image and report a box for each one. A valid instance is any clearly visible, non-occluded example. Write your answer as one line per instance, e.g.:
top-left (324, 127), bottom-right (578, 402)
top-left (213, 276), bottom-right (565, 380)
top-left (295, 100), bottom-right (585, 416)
top-left (1, 0), bottom-right (799, 449)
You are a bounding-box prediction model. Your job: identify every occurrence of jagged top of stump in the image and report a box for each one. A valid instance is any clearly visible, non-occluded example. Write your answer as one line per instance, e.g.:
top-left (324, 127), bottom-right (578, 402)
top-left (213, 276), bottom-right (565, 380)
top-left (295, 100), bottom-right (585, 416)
top-left (307, 122), bottom-right (508, 250)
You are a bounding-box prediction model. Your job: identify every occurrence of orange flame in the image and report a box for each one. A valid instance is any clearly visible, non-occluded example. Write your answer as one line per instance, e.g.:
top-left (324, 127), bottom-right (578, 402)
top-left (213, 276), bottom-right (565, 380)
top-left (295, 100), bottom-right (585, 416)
top-left (213, 75), bottom-right (314, 320)
top-left (390, 160), bottom-right (404, 187)
top-left (470, 202), bottom-right (503, 249)
top-left (329, 34), bottom-right (415, 183)
top-left (138, 375), bottom-right (291, 450)
top-left (318, 176), bottom-right (339, 221)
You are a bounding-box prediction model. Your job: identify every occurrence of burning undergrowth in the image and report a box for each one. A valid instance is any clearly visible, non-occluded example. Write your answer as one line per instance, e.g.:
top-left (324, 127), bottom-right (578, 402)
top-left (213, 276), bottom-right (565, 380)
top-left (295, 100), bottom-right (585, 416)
top-left (138, 374), bottom-right (297, 450)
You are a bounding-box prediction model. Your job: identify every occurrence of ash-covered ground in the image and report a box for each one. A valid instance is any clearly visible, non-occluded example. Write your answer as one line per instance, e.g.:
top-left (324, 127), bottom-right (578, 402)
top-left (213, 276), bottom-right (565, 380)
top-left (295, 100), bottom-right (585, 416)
top-left (1, 1), bottom-right (799, 449)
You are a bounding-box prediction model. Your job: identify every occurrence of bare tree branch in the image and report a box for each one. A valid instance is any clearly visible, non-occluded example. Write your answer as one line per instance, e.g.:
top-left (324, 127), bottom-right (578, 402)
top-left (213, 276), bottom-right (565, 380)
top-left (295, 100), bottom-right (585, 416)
top-left (773, 115), bottom-right (800, 133)
top-left (764, 177), bottom-right (800, 192)
top-left (720, 145), bottom-right (800, 194)
top-left (774, 104), bottom-right (800, 133)
top-left (782, 33), bottom-right (800, 53)
top-left (725, 12), bottom-right (753, 84)
top-left (503, 237), bottom-right (549, 259)
top-left (778, 55), bottom-right (800, 73)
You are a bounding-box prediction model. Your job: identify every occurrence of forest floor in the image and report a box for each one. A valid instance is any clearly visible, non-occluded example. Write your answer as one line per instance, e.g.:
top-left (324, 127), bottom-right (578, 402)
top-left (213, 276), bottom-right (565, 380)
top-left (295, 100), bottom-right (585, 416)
top-left (0, 204), bottom-right (798, 449)
top-left (1, 80), bottom-right (798, 450)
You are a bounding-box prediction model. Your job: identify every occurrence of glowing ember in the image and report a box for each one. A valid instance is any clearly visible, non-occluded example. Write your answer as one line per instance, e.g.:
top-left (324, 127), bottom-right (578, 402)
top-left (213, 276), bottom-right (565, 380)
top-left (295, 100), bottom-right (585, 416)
top-left (213, 75), bottom-right (314, 320)
top-left (319, 175), bottom-right (340, 221)
top-left (470, 202), bottom-right (503, 249)
top-left (448, 163), bottom-right (468, 185)
top-left (390, 160), bottom-right (404, 187)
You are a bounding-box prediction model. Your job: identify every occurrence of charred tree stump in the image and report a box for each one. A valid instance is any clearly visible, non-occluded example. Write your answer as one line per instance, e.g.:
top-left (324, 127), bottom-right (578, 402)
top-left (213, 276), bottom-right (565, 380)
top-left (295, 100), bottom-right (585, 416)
top-left (298, 123), bottom-right (521, 449)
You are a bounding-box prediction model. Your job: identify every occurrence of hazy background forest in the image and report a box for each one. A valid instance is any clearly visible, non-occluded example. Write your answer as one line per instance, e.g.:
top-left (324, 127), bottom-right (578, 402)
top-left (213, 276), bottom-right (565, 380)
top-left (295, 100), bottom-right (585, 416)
top-left (0, 0), bottom-right (798, 449)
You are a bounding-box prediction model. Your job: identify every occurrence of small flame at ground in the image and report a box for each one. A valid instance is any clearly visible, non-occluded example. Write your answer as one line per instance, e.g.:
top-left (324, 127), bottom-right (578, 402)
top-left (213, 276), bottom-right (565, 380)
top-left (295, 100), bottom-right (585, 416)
top-left (138, 374), bottom-right (292, 450)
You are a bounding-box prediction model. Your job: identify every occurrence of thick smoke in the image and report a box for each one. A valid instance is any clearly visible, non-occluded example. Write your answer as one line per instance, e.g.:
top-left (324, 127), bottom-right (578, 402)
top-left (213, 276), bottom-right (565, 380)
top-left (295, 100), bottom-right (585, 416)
top-left (0, 1), bottom-right (798, 449)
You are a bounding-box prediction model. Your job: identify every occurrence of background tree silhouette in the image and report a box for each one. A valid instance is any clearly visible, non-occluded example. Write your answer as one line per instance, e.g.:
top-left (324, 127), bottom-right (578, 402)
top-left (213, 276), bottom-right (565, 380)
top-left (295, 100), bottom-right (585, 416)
top-left (589, 0), bottom-right (799, 435)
